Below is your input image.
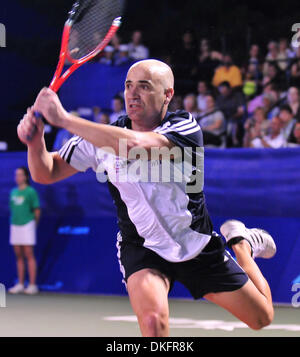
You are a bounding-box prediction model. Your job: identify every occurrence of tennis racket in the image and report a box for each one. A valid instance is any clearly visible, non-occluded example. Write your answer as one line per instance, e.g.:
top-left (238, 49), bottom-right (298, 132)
top-left (33, 0), bottom-right (124, 126)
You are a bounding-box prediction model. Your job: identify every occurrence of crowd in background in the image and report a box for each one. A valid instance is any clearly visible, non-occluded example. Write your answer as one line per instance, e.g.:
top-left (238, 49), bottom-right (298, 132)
top-left (55, 29), bottom-right (300, 149)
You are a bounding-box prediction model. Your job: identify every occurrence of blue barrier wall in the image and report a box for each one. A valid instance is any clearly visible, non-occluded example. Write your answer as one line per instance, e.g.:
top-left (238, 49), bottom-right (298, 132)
top-left (59, 62), bottom-right (134, 112)
top-left (0, 148), bottom-right (300, 303)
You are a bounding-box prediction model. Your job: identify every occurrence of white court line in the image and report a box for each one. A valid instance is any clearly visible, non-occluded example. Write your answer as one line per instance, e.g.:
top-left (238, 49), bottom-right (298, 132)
top-left (103, 315), bottom-right (300, 332)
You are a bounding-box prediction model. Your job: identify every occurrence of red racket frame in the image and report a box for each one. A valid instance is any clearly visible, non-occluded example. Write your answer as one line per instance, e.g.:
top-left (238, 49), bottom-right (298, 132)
top-left (49, 16), bottom-right (122, 92)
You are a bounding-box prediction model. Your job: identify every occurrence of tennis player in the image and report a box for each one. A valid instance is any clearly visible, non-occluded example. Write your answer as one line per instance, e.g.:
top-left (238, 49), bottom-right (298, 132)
top-left (17, 59), bottom-right (276, 336)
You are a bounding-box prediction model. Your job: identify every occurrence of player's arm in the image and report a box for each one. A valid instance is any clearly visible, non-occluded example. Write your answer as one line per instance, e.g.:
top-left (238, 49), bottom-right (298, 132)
top-left (33, 88), bottom-right (175, 158)
top-left (17, 107), bottom-right (79, 184)
top-left (64, 115), bottom-right (175, 156)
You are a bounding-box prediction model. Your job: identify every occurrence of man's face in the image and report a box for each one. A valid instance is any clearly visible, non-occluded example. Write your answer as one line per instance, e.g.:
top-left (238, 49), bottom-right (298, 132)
top-left (218, 85), bottom-right (230, 97)
top-left (197, 81), bottom-right (206, 94)
top-left (205, 95), bottom-right (214, 109)
top-left (271, 117), bottom-right (282, 132)
top-left (132, 31), bottom-right (142, 45)
top-left (279, 110), bottom-right (292, 123)
top-left (124, 65), bottom-right (167, 123)
top-left (288, 87), bottom-right (299, 103)
top-left (183, 95), bottom-right (196, 112)
top-left (250, 45), bottom-right (259, 57)
top-left (254, 109), bottom-right (265, 123)
top-left (268, 42), bottom-right (278, 54)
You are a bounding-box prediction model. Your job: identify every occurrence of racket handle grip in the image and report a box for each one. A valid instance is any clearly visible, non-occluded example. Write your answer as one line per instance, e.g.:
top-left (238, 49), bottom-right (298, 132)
top-left (34, 111), bottom-right (47, 124)
top-left (26, 112), bottom-right (47, 141)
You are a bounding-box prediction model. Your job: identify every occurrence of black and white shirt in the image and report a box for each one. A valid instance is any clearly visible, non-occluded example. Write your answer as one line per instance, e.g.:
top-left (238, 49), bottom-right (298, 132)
top-left (58, 111), bottom-right (213, 262)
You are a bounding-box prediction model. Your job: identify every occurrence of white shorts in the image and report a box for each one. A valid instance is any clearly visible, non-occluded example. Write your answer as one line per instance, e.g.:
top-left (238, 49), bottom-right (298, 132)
top-left (10, 220), bottom-right (36, 246)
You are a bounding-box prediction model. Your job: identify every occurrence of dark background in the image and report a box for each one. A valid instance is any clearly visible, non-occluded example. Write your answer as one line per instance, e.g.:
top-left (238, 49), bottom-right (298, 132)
top-left (1, 0), bottom-right (300, 149)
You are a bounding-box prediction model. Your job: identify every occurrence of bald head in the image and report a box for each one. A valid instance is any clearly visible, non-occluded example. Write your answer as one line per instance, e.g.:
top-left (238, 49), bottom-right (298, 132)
top-left (124, 59), bottom-right (175, 128)
top-left (127, 59), bottom-right (174, 90)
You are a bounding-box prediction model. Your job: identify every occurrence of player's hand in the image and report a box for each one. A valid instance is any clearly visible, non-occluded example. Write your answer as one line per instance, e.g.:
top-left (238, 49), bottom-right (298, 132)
top-left (33, 87), bottom-right (68, 128)
top-left (17, 107), bottom-right (44, 146)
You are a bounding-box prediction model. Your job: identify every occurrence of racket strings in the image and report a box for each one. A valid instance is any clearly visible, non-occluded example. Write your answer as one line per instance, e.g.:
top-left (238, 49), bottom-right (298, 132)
top-left (68, 0), bottom-right (123, 60)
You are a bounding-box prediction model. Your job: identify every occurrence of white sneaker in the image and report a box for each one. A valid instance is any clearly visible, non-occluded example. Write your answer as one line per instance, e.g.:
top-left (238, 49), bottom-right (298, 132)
top-left (220, 220), bottom-right (276, 259)
top-left (8, 283), bottom-right (24, 294)
top-left (24, 284), bottom-right (39, 295)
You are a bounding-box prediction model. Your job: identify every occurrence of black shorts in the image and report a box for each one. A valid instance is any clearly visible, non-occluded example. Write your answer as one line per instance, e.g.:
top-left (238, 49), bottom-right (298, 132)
top-left (117, 234), bottom-right (248, 299)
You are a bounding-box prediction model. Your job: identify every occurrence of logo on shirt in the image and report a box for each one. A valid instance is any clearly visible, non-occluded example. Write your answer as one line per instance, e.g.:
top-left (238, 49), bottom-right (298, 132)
top-left (12, 196), bottom-right (25, 205)
top-left (95, 139), bottom-right (204, 193)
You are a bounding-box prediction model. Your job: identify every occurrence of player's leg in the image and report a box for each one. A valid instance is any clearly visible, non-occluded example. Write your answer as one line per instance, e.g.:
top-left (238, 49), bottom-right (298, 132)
top-left (23, 245), bottom-right (37, 286)
top-left (8, 245), bottom-right (25, 293)
top-left (204, 270), bottom-right (273, 330)
top-left (232, 239), bottom-right (273, 306)
top-left (13, 245), bottom-right (25, 285)
top-left (127, 268), bottom-right (170, 337)
top-left (204, 221), bottom-right (276, 330)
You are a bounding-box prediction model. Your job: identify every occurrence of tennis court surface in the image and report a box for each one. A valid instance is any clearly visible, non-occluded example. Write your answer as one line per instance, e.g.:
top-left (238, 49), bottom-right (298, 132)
top-left (0, 293), bottom-right (299, 337)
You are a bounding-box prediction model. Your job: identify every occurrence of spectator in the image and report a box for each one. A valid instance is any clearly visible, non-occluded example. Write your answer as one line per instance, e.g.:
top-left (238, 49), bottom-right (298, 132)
top-left (91, 106), bottom-right (110, 124)
top-left (127, 30), bottom-right (149, 61)
top-left (99, 45), bottom-right (114, 65)
top-left (287, 121), bottom-right (300, 147)
top-left (168, 94), bottom-right (183, 112)
top-left (196, 81), bottom-right (209, 113)
top-left (216, 81), bottom-right (246, 146)
top-left (278, 104), bottom-right (297, 141)
top-left (52, 111), bottom-right (78, 150)
top-left (262, 91), bottom-right (280, 119)
top-left (97, 113), bottom-right (110, 124)
top-left (111, 33), bottom-right (122, 52)
top-left (8, 167), bottom-right (41, 295)
top-left (250, 116), bottom-right (286, 148)
top-left (245, 44), bottom-right (263, 88)
top-left (92, 106), bottom-right (102, 122)
top-left (289, 46), bottom-right (300, 87)
top-left (197, 38), bottom-right (222, 83)
top-left (286, 86), bottom-right (300, 120)
top-left (212, 53), bottom-right (243, 89)
top-left (173, 30), bottom-right (198, 93)
top-left (114, 44), bottom-right (131, 66)
top-left (110, 95), bottom-right (126, 124)
top-left (243, 107), bottom-right (270, 147)
top-left (247, 76), bottom-right (279, 116)
top-left (198, 95), bottom-right (226, 147)
top-left (264, 61), bottom-right (286, 91)
top-left (183, 93), bottom-right (199, 119)
top-left (263, 41), bottom-right (280, 76)
top-left (243, 63), bottom-right (261, 99)
top-left (248, 44), bottom-right (262, 68)
top-left (278, 37), bottom-right (295, 71)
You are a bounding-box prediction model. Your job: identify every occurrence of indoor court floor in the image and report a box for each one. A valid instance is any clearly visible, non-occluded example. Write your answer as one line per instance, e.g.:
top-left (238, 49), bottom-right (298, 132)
top-left (0, 293), bottom-right (299, 337)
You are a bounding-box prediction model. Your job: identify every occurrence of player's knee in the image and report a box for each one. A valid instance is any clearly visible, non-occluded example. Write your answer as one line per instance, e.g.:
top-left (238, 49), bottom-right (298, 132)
top-left (249, 307), bottom-right (274, 330)
top-left (140, 311), bottom-right (168, 336)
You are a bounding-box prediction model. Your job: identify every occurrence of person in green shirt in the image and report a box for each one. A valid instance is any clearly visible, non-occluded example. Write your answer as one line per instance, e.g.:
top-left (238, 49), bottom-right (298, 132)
top-left (8, 167), bottom-right (41, 295)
